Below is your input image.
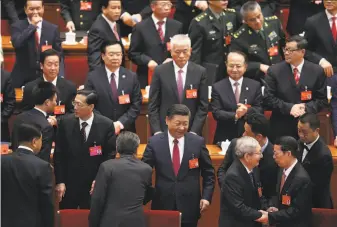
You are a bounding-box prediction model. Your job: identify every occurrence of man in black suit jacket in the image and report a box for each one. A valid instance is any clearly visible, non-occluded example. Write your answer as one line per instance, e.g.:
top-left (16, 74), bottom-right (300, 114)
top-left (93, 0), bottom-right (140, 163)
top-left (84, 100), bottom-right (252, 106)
top-left (85, 41), bottom-right (142, 134)
top-left (217, 113), bottom-right (278, 200)
top-left (264, 35), bottom-right (328, 141)
top-left (1, 0), bottom-right (26, 24)
top-left (12, 81), bottom-right (57, 162)
top-left (219, 136), bottom-right (268, 227)
top-left (10, 0), bottom-right (63, 88)
top-left (90, 131), bottom-right (152, 227)
top-left (128, 0), bottom-right (183, 88)
top-left (211, 51), bottom-right (263, 143)
top-left (88, 0), bottom-right (122, 71)
top-left (2, 123), bottom-right (54, 227)
top-left (297, 113), bottom-right (334, 208)
top-left (142, 104), bottom-right (215, 227)
top-left (21, 49), bottom-right (76, 114)
top-left (1, 67), bottom-right (15, 142)
top-left (54, 90), bottom-right (116, 209)
top-left (264, 136), bottom-right (312, 227)
top-left (148, 35), bottom-right (208, 135)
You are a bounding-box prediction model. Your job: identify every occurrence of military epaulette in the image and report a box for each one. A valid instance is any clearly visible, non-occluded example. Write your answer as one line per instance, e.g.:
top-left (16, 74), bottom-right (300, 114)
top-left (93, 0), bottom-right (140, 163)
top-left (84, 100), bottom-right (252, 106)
top-left (233, 27), bottom-right (245, 39)
top-left (225, 8), bottom-right (236, 13)
top-left (265, 15), bottom-right (278, 21)
top-left (195, 12), bottom-right (207, 22)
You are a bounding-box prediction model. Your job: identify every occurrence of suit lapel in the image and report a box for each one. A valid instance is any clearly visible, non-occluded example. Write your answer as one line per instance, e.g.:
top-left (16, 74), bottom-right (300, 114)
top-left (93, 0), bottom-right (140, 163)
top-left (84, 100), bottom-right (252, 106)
top-left (207, 10), bottom-right (222, 32)
top-left (167, 62), bottom-right (180, 102)
top-left (56, 77), bottom-right (64, 104)
top-left (298, 61), bottom-right (310, 89)
top-left (149, 18), bottom-right (163, 44)
top-left (99, 67), bottom-right (115, 104)
top-left (101, 16), bottom-right (116, 40)
top-left (182, 63), bottom-right (193, 103)
top-left (86, 114), bottom-right (97, 145)
top-left (320, 13), bottom-right (337, 49)
top-left (39, 21), bottom-right (46, 49)
top-left (239, 78), bottom-right (248, 104)
top-left (281, 163), bottom-right (298, 195)
top-left (286, 64), bottom-right (297, 89)
top-left (72, 117), bottom-right (82, 154)
top-left (161, 132), bottom-right (176, 179)
top-left (177, 134), bottom-right (192, 180)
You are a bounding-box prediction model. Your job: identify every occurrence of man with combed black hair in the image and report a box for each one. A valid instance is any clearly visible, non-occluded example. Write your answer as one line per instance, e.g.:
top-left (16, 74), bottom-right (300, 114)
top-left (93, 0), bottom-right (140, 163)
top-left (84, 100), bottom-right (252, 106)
top-left (54, 90), bottom-right (116, 209)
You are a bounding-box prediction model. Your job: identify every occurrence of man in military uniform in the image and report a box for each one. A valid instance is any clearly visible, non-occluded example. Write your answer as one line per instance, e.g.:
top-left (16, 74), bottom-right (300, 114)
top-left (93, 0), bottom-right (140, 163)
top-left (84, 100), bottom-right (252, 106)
top-left (189, 0), bottom-right (238, 83)
top-left (230, 1), bottom-right (285, 81)
top-left (229, 0), bottom-right (279, 18)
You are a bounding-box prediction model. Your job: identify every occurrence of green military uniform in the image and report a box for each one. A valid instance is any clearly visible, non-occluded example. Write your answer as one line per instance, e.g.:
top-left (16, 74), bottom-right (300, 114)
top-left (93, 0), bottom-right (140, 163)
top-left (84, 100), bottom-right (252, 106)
top-left (189, 8), bottom-right (238, 83)
top-left (230, 15), bottom-right (286, 81)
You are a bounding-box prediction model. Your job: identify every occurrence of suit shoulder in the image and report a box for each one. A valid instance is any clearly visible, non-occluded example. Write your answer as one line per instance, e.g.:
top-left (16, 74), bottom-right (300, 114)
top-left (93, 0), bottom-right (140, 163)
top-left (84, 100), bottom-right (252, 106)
top-left (243, 77), bottom-right (261, 87)
top-left (186, 132), bottom-right (205, 144)
top-left (95, 113), bottom-right (113, 125)
top-left (189, 61), bottom-right (206, 72)
top-left (213, 78), bottom-right (227, 89)
top-left (43, 20), bottom-right (58, 29)
top-left (60, 77), bottom-right (76, 89)
top-left (307, 11), bottom-right (324, 24)
top-left (167, 18), bottom-right (182, 27)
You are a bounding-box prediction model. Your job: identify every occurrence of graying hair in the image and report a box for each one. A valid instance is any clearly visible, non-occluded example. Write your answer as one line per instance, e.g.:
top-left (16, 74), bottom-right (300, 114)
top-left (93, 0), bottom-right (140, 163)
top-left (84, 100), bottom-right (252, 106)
top-left (116, 131), bottom-right (140, 155)
top-left (240, 1), bottom-right (261, 19)
top-left (235, 136), bottom-right (260, 158)
top-left (170, 34), bottom-right (191, 48)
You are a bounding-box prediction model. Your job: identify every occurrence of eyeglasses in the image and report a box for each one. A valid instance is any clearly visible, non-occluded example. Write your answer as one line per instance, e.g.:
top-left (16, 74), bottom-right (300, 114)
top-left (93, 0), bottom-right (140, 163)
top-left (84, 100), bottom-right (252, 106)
top-left (282, 48), bottom-right (301, 54)
top-left (72, 101), bottom-right (87, 108)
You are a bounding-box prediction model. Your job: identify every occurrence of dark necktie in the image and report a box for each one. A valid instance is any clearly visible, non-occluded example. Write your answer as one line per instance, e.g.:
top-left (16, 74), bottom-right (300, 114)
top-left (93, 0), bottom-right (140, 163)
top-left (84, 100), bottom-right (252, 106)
top-left (172, 139), bottom-right (180, 176)
top-left (258, 30), bottom-right (266, 41)
top-left (157, 21), bottom-right (165, 42)
top-left (332, 17), bottom-right (337, 42)
top-left (110, 73), bottom-right (118, 102)
top-left (249, 172), bottom-right (255, 188)
top-left (80, 122), bottom-right (88, 142)
top-left (280, 172), bottom-right (286, 192)
top-left (113, 24), bottom-right (120, 41)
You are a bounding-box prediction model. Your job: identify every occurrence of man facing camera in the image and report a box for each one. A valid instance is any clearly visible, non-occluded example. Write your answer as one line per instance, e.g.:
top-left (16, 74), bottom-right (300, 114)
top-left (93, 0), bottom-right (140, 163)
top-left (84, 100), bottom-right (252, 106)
top-left (89, 131), bottom-right (152, 227)
top-left (142, 104), bottom-right (215, 227)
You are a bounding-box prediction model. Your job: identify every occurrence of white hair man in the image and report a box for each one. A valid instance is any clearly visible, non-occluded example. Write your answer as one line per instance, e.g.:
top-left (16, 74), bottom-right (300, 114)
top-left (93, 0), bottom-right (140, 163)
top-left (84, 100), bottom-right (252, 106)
top-left (148, 34), bottom-right (208, 136)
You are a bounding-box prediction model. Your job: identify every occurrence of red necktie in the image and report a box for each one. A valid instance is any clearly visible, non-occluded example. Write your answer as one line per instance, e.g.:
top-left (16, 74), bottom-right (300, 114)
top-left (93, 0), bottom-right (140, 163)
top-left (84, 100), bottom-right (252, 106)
top-left (280, 172), bottom-right (286, 192)
top-left (293, 67), bottom-right (300, 84)
top-left (35, 30), bottom-right (39, 51)
top-left (172, 139), bottom-right (180, 176)
top-left (110, 73), bottom-right (118, 102)
top-left (157, 21), bottom-right (165, 42)
top-left (177, 69), bottom-right (184, 103)
top-left (113, 25), bottom-right (120, 41)
top-left (332, 17), bottom-right (337, 42)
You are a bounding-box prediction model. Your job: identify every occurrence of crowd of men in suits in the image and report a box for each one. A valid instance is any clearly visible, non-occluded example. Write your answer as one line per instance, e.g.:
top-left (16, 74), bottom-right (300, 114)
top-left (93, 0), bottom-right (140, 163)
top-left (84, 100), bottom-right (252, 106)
top-left (1, 0), bottom-right (337, 227)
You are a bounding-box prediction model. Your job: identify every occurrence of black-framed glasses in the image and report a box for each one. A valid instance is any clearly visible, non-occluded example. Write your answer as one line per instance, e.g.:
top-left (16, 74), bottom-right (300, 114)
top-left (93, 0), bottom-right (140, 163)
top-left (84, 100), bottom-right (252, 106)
top-left (282, 47), bottom-right (301, 54)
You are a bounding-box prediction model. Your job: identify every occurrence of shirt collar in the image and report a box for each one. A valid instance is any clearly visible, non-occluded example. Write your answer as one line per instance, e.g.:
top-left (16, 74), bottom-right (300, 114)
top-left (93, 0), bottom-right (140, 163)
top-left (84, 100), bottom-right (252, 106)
top-left (102, 14), bottom-right (116, 28)
top-left (209, 7), bottom-right (221, 19)
top-left (168, 131), bottom-right (184, 145)
top-left (79, 113), bottom-right (94, 127)
top-left (261, 138), bottom-right (269, 153)
top-left (228, 77), bottom-right (243, 86)
top-left (326, 9), bottom-right (337, 20)
top-left (173, 61), bottom-right (188, 74)
top-left (291, 59), bottom-right (305, 73)
top-left (27, 18), bottom-right (43, 28)
top-left (152, 14), bottom-right (167, 25)
top-left (284, 159), bottom-right (298, 178)
top-left (34, 107), bottom-right (47, 117)
top-left (43, 75), bottom-right (57, 86)
top-left (304, 135), bottom-right (320, 150)
top-left (242, 162), bottom-right (253, 174)
top-left (18, 145), bottom-right (34, 153)
top-left (105, 66), bottom-right (120, 79)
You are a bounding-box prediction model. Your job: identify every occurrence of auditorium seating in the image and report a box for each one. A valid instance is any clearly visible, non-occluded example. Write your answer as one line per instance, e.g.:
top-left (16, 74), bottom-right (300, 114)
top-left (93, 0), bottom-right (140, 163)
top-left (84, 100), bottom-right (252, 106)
top-left (144, 210), bottom-right (181, 227)
top-left (312, 208), bottom-right (337, 227)
top-left (57, 209), bottom-right (89, 227)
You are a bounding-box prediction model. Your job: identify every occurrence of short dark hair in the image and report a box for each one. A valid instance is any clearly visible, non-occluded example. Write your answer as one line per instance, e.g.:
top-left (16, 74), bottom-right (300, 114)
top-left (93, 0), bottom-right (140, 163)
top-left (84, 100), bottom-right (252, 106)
top-left (246, 113), bottom-right (270, 137)
top-left (76, 90), bottom-right (98, 105)
top-left (17, 123), bottom-right (42, 144)
top-left (100, 40), bottom-right (123, 54)
top-left (32, 81), bottom-right (57, 105)
top-left (116, 131), bottom-right (140, 155)
top-left (40, 49), bottom-right (60, 64)
top-left (274, 136), bottom-right (298, 157)
top-left (166, 104), bottom-right (191, 119)
top-left (299, 113), bottom-right (320, 131)
top-left (287, 35), bottom-right (308, 50)
top-left (101, 0), bottom-right (121, 8)
top-left (25, 0), bottom-right (44, 7)
top-left (227, 51), bottom-right (248, 64)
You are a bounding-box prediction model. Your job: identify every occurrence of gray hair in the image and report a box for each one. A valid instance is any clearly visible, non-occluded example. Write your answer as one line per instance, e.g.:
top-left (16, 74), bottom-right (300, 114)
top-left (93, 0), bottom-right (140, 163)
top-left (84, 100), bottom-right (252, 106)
top-left (235, 136), bottom-right (260, 158)
top-left (240, 1), bottom-right (261, 19)
top-left (170, 34), bottom-right (191, 48)
top-left (116, 131), bottom-right (140, 155)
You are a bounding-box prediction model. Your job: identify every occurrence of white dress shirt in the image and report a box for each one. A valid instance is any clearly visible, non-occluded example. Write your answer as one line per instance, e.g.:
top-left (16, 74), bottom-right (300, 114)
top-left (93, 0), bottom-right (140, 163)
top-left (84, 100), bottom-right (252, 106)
top-left (34, 107), bottom-right (47, 117)
top-left (43, 75), bottom-right (57, 87)
top-left (168, 132), bottom-right (184, 164)
top-left (79, 113), bottom-right (94, 141)
top-left (28, 18), bottom-right (42, 43)
top-left (106, 67), bottom-right (120, 89)
top-left (243, 163), bottom-right (253, 174)
top-left (326, 10), bottom-right (337, 29)
top-left (173, 61), bottom-right (188, 89)
top-left (102, 14), bottom-right (117, 33)
top-left (152, 14), bottom-right (167, 37)
top-left (228, 77), bottom-right (243, 95)
top-left (18, 145), bottom-right (34, 153)
top-left (302, 135), bottom-right (320, 162)
top-left (290, 59), bottom-right (305, 78)
top-left (283, 159), bottom-right (298, 182)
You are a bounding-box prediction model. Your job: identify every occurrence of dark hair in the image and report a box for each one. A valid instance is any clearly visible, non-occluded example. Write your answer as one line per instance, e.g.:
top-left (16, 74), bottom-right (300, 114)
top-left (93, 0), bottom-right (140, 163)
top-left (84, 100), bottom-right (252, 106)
top-left (227, 51), bottom-right (248, 64)
top-left (32, 81), bottom-right (57, 105)
top-left (166, 104), bottom-right (191, 119)
top-left (274, 136), bottom-right (298, 157)
top-left (287, 35), bottom-right (308, 50)
top-left (101, 0), bottom-right (121, 8)
top-left (40, 49), bottom-right (60, 64)
top-left (25, 0), bottom-right (44, 7)
top-left (116, 131), bottom-right (140, 155)
top-left (100, 40), bottom-right (123, 54)
top-left (246, 113), bottom-right (270, 137)
top-left (17, 123), bottom-right (42, 144)
top-left (299, 113), bottom-right (320, 131)
top-left (76, 90), bottom-right (98, 105)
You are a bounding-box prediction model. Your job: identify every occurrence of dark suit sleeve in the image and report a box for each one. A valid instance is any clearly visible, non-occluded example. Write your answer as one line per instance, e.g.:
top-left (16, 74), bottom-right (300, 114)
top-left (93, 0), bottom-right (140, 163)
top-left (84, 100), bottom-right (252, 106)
top-left (1, 76), bottom-right (16, 119)
top-left (139, 5), bottom-right (152, 19)
top-left (89, 163), bottom-right (109, 227)
top-left (103, 120), bottom-right (116, 160)
top-left (84, 74), bottom-right (94, 90)
top-left (222, 174), bottom-right (262, 221)
top-left (21, 83), bottom-right (34, 111)
top-left (199, 139), bottom-right (215, 202)
top-left (143, 166), bottom-right (155, 205)
top-left (117, 75), bottom-right (142, 127)
top-left (211, 85), bottom-right (236, 121)
top-left (304, 69), bottom-right (328, 113)
top-left (249, 84), bottom-right (263, 114)
top-left (36, 125), bottom-right (54, 162)
top-left (38, 162), bottom-right (54, 227)
top-left (190, 68), bottom-right (208, 134)
top-left (65, 83), bottom-right (77, 113)
top-left (11, 22), bottom-right (37, 49)
top-left (59, 0), bottom-right (73, 23)
top-left (188, 20), bottom-right (203, 64)
top-left (142, 140), bottom-right (156, 168)
top-left (3, 0), bottom-right (19, 24)
top-left (148, 68), bottom-right (162, 133)
top-left (269, 179), bottom-right (312, 225)
top-left (53, 118), bottom-right (66, 184)
top-left (88, 28), bottom-right (104, 71)
top-left (217, 141), bottom-right (236, 188)
top-left (304, 19), bottom-right (323, 64)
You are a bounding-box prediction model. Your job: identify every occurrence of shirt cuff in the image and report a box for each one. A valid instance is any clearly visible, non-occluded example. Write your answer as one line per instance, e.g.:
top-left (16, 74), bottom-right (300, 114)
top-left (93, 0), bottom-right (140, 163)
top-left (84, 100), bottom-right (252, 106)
top-left (116, 121), bottom-right (124, 130)
top-left (319, 58), bottom-right (326, 65)
top-left (120, 12), bottom-right (127, 19)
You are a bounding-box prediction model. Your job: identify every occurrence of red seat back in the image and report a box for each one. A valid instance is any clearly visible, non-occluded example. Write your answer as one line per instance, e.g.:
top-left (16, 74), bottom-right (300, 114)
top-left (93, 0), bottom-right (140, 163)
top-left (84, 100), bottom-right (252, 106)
top-left (312, 208), bottom-right (337, 227)
top-left (144, 210), bottom-right (181, 227)
top-left (58, 209), bottom-right (89, 227)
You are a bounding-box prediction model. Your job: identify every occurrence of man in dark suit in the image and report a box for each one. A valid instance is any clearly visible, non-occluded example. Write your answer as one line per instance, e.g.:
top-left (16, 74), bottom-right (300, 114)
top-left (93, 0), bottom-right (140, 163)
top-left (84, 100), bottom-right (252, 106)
top-left (54, 90), bottom-right (116, 209)
top-left (264, 136), bottom-right (312, 227)
top-left (21, 49), bottom-right (76, 115)
top-left (230, 1), bottom-right (285, 81)
top-left (88, 0), bottom-right (122, 71)
top-left (188, 1), bottom-right (238, 82)
top-left (229, 0), bottom-right (279, 18)
top-left (89, 131), bottom-right (152, 227)
top-left (148, 35), bottom-right (208, 135)
top-left (1, 66), bottom-right (16, 142)
top-left (85, 41), bottom-right (142, 134)
top-left (287, 0), bottom-right (324, 36)
top-left (128, 0), bottom-right (183, 88)
top-left (219, 136), bottom-right (268, 227)
top-left (10, 0), bottom-right (63, 88)
top-left (264, 35), bottom-right (328, 141)
top-left (1, 0), bottom-right (26, 24)
top-left (142, 104), bottom-right (215, 227)
top-left (217, 113), bottom-right (278, 200)
top-left (211, 51), bottom-right (263, 143)
top-left (11, 81), bottom-right (57, 162)
top-left (297, 113), bottom-right (334, 208)
top-left (2, 123), bottom-right (54, 227)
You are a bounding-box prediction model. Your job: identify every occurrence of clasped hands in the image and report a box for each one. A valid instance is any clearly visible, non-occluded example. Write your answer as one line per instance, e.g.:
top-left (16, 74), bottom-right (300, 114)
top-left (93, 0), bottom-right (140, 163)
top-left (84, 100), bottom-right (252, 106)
top-left (255, 207), bottom-right (278, 225)
top-left (290, 103), bottom-right (305, 118)
top-left (235, 103), bottom-right (248, 120)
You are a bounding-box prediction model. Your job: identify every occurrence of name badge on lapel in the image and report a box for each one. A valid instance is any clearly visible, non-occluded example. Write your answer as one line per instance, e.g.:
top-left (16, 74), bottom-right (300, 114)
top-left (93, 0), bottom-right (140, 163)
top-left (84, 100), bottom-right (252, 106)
top-left (41, 41), bottom-right (52, 52)
top-left (89, 143), bottom-right (102, 156)
top-left (258, 187), bottom-right (263, 198)
top-left (118, 90), bottom-right (130, 104)
top-left (225, 36), bottom-right (231, 45)
top-left (268, 45), bottom-right (279, 56)
top-left (54, 102), bottom-right (66, 115)
top-left (1, 143), bottom-right (9, 155)
top-left (186, 85), bottom-right (197, 99)
top-left (301, 87), bottom-right (312, 101)
top-left (189, 154), bottom-right (199, 169)
top-left (282, 194), bottom-right (291, 206)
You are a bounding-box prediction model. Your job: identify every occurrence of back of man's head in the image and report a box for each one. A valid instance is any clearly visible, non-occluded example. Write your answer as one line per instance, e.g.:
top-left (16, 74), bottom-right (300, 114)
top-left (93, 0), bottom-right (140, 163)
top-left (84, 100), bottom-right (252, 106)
top-left (116, 131), bottom-right (140, 155)
top-left (17, 124), bottom-right (42, 153)
top-left (32, 81), bottom-right (57, 106)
